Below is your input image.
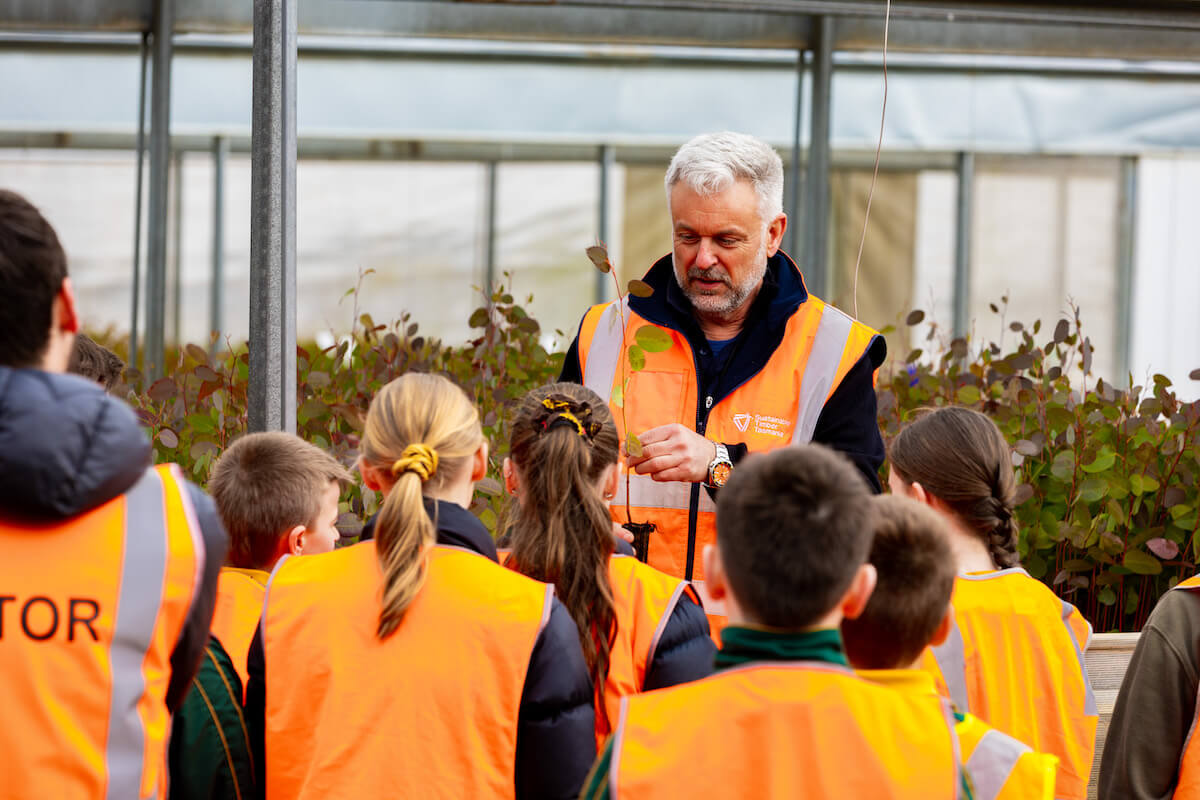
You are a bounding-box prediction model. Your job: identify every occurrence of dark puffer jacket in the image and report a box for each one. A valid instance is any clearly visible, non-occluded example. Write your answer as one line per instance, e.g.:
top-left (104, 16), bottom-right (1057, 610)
top-left (0, 366), bottom-right (227, 710)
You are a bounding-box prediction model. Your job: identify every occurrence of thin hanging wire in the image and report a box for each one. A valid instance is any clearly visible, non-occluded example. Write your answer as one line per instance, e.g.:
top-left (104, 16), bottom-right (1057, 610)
top-left (851, 0), bottom-right (892, 319)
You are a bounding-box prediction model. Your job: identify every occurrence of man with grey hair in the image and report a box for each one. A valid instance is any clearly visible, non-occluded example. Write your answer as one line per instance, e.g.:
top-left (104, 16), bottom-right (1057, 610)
top-left (560, 131), bottom-right (886, 588)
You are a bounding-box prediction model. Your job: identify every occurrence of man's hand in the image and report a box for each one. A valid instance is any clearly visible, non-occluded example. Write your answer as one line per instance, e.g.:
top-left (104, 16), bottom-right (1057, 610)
top-left (627, 424), bottom-right (716, 484)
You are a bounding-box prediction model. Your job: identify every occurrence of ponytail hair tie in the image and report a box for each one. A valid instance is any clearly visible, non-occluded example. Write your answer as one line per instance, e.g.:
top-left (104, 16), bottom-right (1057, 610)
top-left (391, 443), bottom-right (439, 482)
top-left (539, 397), bottom-right (601, 441)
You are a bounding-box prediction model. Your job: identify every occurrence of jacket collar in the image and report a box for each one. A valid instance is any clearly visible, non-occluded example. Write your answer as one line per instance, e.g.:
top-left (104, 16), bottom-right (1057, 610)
top-left (423, 498), bottom-right (499, 561)
top-left (630, 250), bottom-right (809, 338)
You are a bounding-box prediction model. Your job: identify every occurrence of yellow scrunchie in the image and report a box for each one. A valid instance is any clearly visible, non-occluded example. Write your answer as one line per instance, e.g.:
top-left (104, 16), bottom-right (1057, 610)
top-left (391, 443), bottom-right (439, 482)
top-left (541, 397), bottom-right (588, 438)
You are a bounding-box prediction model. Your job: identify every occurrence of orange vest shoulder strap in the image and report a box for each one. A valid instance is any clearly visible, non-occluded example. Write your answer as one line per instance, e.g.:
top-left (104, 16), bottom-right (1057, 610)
top-left (1176, 575), bottom-right (1200, 592)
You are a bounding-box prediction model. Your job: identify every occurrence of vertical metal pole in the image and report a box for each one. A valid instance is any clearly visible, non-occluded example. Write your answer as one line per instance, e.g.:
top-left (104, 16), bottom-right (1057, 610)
top-left (803, 15), bottom-right (834, 298)
top-left (1115, 156), bottom-right (1138, 385)
top-left (249, 0), bottom-right (298, 433)
top-left (170, 151), bottom-right (184, 346)
top-left (597, 144), bottom-right (614, 302)
top-left (144, 0), bottom-right (173, 380)
top-left (211, 136), bottom-right (227, 353)
top-left (484, 161), bottom-right (498, 297)
top-left (787, 48), bottom-right (806, 261)
top-left (130, 31), bottom-right (149, 370)
top-left (953, 152), bottom-right (975, 340)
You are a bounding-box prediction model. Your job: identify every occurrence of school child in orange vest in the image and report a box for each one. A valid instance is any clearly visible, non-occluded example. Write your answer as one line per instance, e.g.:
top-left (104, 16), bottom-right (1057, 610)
top-left (842, 494), bottom-right (1058, 800)
top-left (500, 383), bottom-right (716, 741)
top-left (1099, 575), bottom-right (1200, 799)
top-left (207, 432), bottom-right (352, 687)
top-left (889, 406), bottom-right (1097, 799)
top-left (579, 445), bottom-right (967, 800)
top-left (244, 373), bottom-right (597, 800)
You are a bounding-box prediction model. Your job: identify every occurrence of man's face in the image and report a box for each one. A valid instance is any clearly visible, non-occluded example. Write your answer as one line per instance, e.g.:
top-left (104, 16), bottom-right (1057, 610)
top-left (303, 481), bottom-right (342, 556)
top-left (669, 179), bottom-right (782, 317)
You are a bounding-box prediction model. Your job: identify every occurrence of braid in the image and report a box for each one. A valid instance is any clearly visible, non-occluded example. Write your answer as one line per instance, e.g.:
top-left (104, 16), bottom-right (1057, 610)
top-left (985, 496), bottom-right (1020, 568)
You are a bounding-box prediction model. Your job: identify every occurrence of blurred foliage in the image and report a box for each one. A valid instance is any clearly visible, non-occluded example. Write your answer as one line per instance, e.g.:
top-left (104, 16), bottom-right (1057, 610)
top-left (879, 298), bottom-right (1200, 632)
top-left (102, 285), bottom-right (1200, 632)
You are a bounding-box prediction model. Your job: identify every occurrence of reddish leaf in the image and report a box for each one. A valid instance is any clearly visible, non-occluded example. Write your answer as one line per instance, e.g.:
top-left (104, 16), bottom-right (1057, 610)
top-left (156, 428), bottom-right (179, 449)
top-left (905, 310), bottom-right (925, 326)
top-left (586, 245), bottom-right (612, 273)
top-left (1147, 537), bottom-right (1180, 560)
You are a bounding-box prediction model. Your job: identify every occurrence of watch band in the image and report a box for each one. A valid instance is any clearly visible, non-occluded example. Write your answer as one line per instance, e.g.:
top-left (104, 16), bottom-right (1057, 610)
top-left (706, 442), bottom-right (733, 488)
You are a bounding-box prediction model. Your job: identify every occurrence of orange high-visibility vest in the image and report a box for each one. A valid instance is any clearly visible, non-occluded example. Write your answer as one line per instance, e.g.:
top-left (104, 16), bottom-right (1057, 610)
top-left (1166, 575), bottom-right (1200, 799)
top-left (577, 274), bottom-right (879, 583)
top-left (600, 554), bottom-right (699, 739)
top-left (609, 661), bottom-right (964, 799)
top-left (209, 567), bottom-right (268, 694)
top-left (0, 464), bottom-right (203, 800)
top-left (860, 668), bottom-right (1058, 800)
top-left (263, 543), bottom-right (554, 800)
top-left (919, 568), bottom-right (1097, 800)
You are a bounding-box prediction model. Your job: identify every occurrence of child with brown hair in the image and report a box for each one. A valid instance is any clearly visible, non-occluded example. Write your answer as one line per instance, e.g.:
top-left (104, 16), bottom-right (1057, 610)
top-left (889, 406), bottom-right (1096, 799)
top-left (501, 382), bottom-right (714, 740)
top-left (581, 445), bottom-right (966, 799)
top-left (842, 494), bottom-right (1058, 800)
top-left (245, 373), bottom-right (596, 799)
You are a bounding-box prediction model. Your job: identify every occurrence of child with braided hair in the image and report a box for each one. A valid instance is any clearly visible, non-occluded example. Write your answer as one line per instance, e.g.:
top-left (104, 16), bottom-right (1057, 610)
top-left (889, 406), bottom-right (1097, 799)
top-left (501, 382), bottom-right (715, 741)
top-left (245, 373), bottom-right (596, 799)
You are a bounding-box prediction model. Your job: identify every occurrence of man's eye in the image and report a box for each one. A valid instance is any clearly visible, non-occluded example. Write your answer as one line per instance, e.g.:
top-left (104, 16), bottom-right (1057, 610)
top-left (717, 237), bottom-right (739, 247)
top-left (677, 234), bottom-right (699, 244)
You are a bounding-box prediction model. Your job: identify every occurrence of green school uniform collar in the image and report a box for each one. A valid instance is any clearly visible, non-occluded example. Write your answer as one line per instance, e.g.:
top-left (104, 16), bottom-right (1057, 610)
top-left (714, 625), bottom-right (848, 671)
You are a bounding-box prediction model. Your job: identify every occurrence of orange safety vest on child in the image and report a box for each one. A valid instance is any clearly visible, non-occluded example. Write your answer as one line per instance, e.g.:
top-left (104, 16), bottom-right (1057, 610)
top-left (919, 568), bottom-right (1097, 800)
top-left (0, 465), bottom-right (203, 799)
top-left (600, 554), bottom-right (699, 739)
top-left (1165, 575), bottom-right (1200, 799)
top-left (861, 668), bottom-right (1058, 800)
top-left (208, 567), bottom-right (269, 694)
top-left (577, 289), bottom-right (878, 584)
top-left (608, 661), bottom-right (964, 799)
top-left (262, 543), bottom-right (554, 800)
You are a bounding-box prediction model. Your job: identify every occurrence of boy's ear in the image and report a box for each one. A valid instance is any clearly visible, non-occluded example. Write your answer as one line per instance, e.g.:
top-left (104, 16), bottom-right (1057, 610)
top-left (359, 459), bottom-right (386, 492)
top-left (503, 457), bottom-right (519, 496)
top-left (285, 524), bottom-right (308, 556)
top-left (470, 441), bottom-right (489, 483)
top-left (702, 544), bottom-right (726, 602)
top-left (839, 563), bottom-right (878, 621)
top-left (908, 481), bottom-right (932, 507)
top-left (57, 278), bottom-right (80, 335)
top-left (929, 606), bottom-right (954, 647)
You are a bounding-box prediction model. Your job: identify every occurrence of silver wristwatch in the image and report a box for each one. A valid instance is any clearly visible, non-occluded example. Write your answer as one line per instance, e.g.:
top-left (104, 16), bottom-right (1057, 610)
top-left (705, 442), bottom-right (733, 489)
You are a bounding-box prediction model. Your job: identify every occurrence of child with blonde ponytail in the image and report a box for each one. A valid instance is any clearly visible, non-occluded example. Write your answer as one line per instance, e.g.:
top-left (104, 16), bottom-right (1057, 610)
top-left (245, 373), bottom-right (596, 800)
top-left (501, 382), bottom-right (715, 741)
top-left (889, 406), bottom-right (1097, 799)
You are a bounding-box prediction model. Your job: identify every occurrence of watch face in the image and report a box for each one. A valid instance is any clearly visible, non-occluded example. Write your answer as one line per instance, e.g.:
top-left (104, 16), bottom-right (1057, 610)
top-left (711, 462), bottom-right (733, 487)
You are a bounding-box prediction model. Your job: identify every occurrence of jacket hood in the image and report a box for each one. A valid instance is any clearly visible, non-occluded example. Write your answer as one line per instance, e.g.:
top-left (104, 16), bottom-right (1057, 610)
top-left (0, 367), bottom-right (151, 522)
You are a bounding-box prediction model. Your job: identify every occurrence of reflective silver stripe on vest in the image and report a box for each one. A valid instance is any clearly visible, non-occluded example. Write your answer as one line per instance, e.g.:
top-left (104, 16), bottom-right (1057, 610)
top-left (932, 615), bottom-right (970, 712)
top-left (791, 305), bottom-right (855, 445)
top-left (105, 467), bottom-right (169, 800)
top-left (965, 729), bottom-right (1031, 800)
top-left (1060, 599), bottom-right (1099, 716)
top-left (582, 298), bottom-right (628, 402)
top-left (614, 472), bottom-right (716, 514)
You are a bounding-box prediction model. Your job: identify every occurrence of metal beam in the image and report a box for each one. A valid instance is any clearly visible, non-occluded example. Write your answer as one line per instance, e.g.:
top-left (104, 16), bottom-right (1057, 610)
top-left (786, 48), bottom-right (805, 262)
top-left (1114, 155), bottom-right (1137, 385)
top-left (248, 0), bottom-right (297, 433)
top-left (802, 15), bottom-right (833, 298)
top-left (143, 0), bottom-right (172, 380)
top-left (170, 150), bottom-right (184, 346)
top-left (596, 144), bottom-right (614, 303)
top-left (129, 30), bottom-right (148, 369)
top-left (211, 135), bottom-right (227, 353)
top-left (483, 160), bottom-right (498, 297)
top-left (952, 151), bottom-right (974, 339)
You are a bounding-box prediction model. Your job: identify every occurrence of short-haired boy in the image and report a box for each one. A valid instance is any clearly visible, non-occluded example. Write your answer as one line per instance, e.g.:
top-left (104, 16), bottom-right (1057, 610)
top-left (579, 445), bottom-right (966, 799)
top-left (206, 431), bottom-right (352, 683)
top-left (841, 495), bottom-right (1058, 800)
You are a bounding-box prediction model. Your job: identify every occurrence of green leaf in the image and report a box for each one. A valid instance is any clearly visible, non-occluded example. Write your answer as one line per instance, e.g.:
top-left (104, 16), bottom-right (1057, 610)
top-left (627, 279), bottom-right (654, 298)
top-left (1078, 476), bottom-right (1107, 504)
top-left (1098, 586), bottom-right (1117, 606)
top-left (611, 383), bottom-right (624, 409)
top-left (627, 345), bottom-right (646, 372)
top-left (625, 432), bottom-right (644, 458)
top-left (1123, 549), bottom-right (1164, 575)
top-left (634, 325), bottom-right (673, 353)
top-left (956, 385), bottom-right (981, 405)
top-left (1081, 448), bottom-right (1117, 474)
top-left (468, 308), bottom-right (490, 328)
top-left (1051, 450), bottom-right (1076, 481)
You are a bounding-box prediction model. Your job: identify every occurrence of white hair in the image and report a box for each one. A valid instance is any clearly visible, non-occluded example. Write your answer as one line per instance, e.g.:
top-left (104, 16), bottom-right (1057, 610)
top-left (664, 132), bottom-right (784, 224)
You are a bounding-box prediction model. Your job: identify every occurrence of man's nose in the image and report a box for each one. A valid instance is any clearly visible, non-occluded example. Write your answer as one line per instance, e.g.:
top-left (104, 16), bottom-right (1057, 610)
top-left (696, 240), bottom-right (719, 268)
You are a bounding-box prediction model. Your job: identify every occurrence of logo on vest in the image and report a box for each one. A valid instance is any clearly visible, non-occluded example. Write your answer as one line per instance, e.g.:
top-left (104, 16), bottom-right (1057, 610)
top-left (731, 413), bottom-right (792, 439)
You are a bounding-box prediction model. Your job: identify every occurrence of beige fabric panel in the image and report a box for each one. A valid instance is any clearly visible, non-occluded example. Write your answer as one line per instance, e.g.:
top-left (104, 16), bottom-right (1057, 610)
top-left (621, 165), bottom-right (674, 284)
top-left (830, 169), bottom-right (919, 363)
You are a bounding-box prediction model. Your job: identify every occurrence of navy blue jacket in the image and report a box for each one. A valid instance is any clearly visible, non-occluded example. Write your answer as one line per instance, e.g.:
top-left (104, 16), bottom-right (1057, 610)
top-left (245, 500), bottom-right (596, 800)
top-left (0, 366), bottom-right (227, 711)
top-left (560, 251), bottom-right (887, 492)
